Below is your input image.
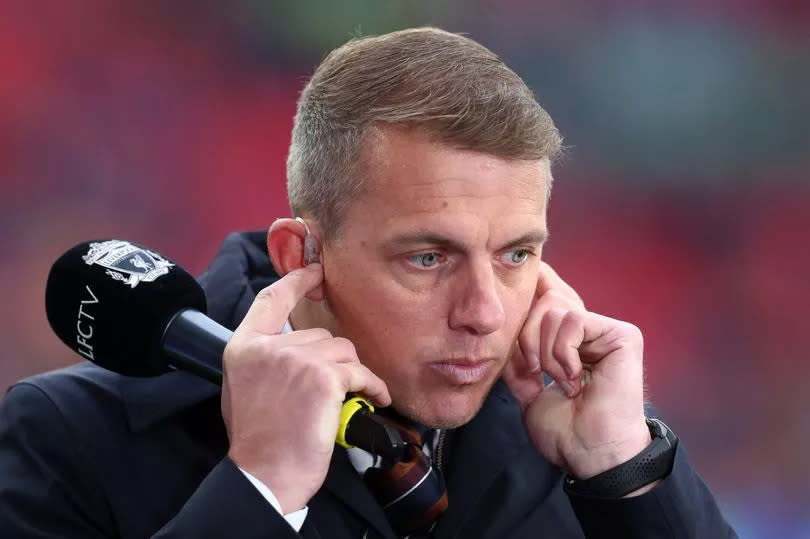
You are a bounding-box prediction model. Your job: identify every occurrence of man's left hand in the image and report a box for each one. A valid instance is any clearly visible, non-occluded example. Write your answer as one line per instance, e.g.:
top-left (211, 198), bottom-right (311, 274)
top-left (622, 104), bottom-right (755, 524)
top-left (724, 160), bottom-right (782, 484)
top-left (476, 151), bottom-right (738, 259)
top-left (502, 262), bottom-right (652, 482)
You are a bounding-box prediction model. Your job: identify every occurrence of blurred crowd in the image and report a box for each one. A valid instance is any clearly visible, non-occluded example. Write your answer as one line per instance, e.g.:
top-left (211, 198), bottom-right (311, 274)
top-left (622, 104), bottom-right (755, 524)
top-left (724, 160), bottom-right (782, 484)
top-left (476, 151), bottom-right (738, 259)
top-left (1, 1), bottom-right (808, 536)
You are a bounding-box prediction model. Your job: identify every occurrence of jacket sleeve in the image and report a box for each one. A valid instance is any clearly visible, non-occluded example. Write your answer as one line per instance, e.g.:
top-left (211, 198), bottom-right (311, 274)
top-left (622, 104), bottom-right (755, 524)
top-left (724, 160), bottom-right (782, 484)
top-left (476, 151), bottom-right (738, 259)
top-left (567, 444), bottom-right (738, 538)
top-left (152, 458), bottom-right (302, 539)
top-left (0, 383), bottom-right (302, 539)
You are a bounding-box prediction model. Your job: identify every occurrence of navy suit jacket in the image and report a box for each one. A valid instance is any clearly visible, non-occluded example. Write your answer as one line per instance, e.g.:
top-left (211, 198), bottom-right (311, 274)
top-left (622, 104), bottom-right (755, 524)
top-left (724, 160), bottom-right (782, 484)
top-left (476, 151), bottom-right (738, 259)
top-left (0, 232), bottom-right (736, 538)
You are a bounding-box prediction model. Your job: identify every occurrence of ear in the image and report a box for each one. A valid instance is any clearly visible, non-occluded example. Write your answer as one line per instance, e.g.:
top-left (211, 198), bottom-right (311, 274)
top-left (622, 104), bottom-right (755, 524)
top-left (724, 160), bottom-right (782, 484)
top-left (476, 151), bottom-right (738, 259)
top-left (267, 218), bottom-right (324, 301)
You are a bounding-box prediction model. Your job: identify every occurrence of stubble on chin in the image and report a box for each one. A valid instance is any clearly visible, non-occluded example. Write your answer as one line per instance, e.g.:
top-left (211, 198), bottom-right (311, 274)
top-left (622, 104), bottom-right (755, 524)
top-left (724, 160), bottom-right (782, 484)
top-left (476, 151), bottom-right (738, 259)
top-left (390, 379), bottom-right (499, 429)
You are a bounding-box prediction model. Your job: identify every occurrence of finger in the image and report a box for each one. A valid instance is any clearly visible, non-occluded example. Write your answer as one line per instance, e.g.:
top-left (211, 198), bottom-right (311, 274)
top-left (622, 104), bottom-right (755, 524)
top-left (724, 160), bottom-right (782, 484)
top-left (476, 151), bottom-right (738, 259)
top-left (518, 299), bottom-right (544, 373)
top-left (520, 289), bottom-right (583, 373)
top-left (539, 308), bottom-right (576, 397)
top-left (552, 310), bottom-right (586, 392)
top-left (573, 313), bottom-right (645, 404)
top-left (291, 337), bottom-right (361, 365)
top-left (578, 314), bottom-right (644, 365)
top-left (238, 264), bottom-right (323, 336)
top-left (537, 262), bottom-right (585, 309)
top-left (272, 327), bottom-right (334, 346)
top-left (502, 347), bottom-right (544, 412)
top-left (333, 362), bottom-right (391, 407)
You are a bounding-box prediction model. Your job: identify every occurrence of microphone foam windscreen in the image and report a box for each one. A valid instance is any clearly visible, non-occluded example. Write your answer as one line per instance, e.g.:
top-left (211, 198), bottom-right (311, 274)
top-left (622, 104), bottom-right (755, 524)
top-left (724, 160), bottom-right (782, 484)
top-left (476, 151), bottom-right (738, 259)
top-left (45, 239), bottom-right (207, 376)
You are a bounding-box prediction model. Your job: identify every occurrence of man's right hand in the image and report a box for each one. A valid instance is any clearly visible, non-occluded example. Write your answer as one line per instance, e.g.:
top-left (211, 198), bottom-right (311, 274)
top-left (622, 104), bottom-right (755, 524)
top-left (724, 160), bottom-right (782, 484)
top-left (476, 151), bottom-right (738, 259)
top-left (221, 264), bottom-right (391, 514)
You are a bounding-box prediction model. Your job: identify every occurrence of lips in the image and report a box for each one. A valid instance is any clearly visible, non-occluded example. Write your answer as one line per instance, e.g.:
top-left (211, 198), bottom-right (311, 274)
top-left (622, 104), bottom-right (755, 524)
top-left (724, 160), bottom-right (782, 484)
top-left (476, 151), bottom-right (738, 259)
top-left (429, 359), bottom-right (495, 385)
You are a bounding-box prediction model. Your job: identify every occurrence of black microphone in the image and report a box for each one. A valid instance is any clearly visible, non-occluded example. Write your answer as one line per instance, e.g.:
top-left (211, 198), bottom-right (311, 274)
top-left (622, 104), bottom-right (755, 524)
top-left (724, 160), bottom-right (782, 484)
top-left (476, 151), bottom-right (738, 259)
top-left (45, 239), bottom-right (228, 384)
top-left (45, 239), bottom-right (406, 459)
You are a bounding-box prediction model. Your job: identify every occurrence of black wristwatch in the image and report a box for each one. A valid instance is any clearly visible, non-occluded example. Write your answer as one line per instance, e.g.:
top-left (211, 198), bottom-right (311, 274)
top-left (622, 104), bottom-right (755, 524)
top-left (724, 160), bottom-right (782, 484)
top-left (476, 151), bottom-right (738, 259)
top-left (563, 418), bottom-right (678, 499)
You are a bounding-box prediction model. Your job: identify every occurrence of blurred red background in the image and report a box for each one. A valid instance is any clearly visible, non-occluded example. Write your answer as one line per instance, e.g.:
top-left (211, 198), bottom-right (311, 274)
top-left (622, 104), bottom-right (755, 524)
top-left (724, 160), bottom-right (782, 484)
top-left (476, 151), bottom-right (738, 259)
top-left (2, 2), bottom-right (808, 536)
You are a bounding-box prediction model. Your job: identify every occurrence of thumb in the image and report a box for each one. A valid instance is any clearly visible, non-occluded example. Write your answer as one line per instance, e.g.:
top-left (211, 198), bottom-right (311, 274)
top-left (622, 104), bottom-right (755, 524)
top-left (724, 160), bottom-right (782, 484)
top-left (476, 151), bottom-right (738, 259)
top-left (502, 348), bottom-right (544, 412)
top-left (237, 263), bottom-right (323, 337)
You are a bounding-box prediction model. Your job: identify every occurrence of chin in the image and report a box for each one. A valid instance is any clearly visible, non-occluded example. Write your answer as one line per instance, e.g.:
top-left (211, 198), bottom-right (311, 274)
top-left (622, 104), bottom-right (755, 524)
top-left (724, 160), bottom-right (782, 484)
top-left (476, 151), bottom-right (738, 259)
top-left (392, 383), bottom-right (494, 429)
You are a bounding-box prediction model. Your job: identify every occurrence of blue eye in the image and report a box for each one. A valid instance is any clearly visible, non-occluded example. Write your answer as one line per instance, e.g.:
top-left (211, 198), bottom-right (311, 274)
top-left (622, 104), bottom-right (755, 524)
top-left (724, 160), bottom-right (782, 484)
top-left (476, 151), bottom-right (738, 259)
top-left (506, 250), bottom-right (530, 265)
top-left (409, 252), bottom-right (441, 268)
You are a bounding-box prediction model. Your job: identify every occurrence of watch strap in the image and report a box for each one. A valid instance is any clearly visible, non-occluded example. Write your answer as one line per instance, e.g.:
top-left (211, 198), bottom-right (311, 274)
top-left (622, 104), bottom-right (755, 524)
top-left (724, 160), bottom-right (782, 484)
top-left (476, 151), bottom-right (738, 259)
top-left (563, 418), bottom-right (678, 499)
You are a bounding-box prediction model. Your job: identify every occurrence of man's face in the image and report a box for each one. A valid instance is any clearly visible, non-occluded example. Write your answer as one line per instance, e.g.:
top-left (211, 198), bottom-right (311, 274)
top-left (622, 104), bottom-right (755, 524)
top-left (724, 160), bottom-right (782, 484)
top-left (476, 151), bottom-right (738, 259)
top-left (321, 126), bottom-right (549, 428)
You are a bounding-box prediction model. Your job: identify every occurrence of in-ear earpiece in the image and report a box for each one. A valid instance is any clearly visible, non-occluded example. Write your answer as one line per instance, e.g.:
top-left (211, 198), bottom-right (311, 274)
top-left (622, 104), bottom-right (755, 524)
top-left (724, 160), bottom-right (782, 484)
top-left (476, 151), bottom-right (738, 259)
top-left (303, 235), bottom-right (319, 265)
top-left (296, 217), bottom-right (321, 265)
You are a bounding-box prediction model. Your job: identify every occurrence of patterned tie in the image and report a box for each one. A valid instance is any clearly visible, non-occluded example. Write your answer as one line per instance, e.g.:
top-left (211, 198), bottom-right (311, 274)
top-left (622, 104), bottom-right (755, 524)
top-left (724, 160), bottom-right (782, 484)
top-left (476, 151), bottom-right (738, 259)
top-left (363, 417), bottom-right (448, 538)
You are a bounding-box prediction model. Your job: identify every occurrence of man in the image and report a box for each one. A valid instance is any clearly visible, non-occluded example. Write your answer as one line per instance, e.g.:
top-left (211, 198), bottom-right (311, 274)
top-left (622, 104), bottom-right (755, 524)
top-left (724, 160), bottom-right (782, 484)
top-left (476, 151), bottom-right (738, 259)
top-left (0, 28), bottom-right (735, 537)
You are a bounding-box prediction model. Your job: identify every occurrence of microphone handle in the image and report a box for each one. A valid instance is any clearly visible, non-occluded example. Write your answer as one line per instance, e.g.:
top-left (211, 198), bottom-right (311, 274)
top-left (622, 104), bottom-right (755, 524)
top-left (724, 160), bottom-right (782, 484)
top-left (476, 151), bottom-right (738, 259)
top-left (162, 309), bottom-right (231, 385)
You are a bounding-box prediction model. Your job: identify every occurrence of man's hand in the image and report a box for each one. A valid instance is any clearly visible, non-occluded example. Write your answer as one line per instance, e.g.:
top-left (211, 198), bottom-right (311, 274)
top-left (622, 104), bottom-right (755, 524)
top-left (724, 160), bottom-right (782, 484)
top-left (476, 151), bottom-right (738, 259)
top-left (503, 262), bottom-right (652, 484)
top-left (221, 264), bottom-right (391, 513)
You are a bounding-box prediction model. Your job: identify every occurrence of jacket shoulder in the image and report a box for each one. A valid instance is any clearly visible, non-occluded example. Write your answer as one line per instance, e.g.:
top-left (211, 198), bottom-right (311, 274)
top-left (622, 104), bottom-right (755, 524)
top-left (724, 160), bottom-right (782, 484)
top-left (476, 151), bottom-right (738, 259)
top-left (6, 362), bottom-right (128, 430)
top-left (13, 361), bottom-right (125, 396)
top-left (0, 363), bottom-right (122, 536)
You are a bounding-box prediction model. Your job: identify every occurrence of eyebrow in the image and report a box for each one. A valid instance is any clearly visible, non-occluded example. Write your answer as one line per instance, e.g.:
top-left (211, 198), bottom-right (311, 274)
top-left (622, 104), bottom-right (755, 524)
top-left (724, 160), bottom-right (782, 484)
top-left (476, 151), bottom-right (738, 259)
top-left (385, 229), bottom-right (548, 251)
top-left (500, 230), bottom-right (549, 250)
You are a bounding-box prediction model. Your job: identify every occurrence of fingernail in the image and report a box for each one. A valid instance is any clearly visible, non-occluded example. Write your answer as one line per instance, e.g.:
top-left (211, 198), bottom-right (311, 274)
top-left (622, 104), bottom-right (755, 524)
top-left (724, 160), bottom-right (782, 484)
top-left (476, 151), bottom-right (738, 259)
top-left (560, 381), bottom-right (576, 397)
top-left (528, 353), bottom-right (541, 373)
top-left (563, 363), bottom-right (574, 379)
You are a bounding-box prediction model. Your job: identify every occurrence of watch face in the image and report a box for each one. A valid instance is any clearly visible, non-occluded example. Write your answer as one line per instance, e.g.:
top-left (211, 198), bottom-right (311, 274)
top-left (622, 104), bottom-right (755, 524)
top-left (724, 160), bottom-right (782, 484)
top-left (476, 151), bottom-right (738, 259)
top-left (646, 418), bottom-right (676, 445)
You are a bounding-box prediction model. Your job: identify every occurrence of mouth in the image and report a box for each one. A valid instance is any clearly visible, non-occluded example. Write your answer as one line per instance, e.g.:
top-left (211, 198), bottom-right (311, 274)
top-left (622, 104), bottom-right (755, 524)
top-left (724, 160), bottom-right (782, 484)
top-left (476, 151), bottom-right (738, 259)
top-left (429, 358), bottom-right (496, 385)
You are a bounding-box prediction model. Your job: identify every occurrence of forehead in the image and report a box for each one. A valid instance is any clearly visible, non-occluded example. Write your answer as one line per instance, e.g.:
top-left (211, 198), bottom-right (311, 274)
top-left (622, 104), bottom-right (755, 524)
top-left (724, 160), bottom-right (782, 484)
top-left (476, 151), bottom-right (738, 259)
top-left (347, 127), bottom-right (548, 243)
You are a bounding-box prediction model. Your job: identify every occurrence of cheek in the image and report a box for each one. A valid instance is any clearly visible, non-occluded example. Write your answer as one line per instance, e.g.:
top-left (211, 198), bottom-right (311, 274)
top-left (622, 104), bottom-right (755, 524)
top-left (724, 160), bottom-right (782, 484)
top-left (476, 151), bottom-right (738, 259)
top-left (327, 254), bottom-right (442, 322)
top-left (324, 263), bottom-right (444, 356)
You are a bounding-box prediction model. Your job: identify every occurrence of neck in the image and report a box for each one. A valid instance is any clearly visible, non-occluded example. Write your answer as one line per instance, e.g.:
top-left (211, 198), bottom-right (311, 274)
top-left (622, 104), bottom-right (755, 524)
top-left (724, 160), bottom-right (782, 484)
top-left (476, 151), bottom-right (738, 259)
top-left (289, 298), bottom-right (339, 335)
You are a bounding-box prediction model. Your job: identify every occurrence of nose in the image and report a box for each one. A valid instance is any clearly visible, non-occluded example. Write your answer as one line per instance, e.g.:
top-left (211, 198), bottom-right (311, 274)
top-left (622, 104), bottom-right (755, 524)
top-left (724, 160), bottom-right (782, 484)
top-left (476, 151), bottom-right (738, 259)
top-left (448, 259), bottom-right (505, 335)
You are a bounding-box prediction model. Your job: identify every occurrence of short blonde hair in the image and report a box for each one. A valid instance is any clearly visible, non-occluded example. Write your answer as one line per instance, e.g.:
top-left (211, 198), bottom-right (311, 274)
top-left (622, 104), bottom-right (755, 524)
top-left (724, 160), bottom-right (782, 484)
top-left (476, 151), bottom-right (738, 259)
top-left (287, 27), bottom-right (562, 239)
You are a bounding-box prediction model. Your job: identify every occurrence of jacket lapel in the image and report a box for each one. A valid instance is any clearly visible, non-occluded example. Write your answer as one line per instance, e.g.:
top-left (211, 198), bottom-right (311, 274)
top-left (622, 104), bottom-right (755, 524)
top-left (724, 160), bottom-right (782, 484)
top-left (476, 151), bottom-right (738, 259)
top-left (432, 380), bottom-right (530, 538)
top-left (321, 446), bottom-right (396, 538)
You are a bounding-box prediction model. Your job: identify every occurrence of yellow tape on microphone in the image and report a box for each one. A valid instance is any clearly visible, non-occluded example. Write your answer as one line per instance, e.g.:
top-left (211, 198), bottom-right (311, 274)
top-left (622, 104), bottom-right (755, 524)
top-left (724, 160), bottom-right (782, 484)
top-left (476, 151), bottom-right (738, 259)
top-left (336, 396), bottom-right (374, 449)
